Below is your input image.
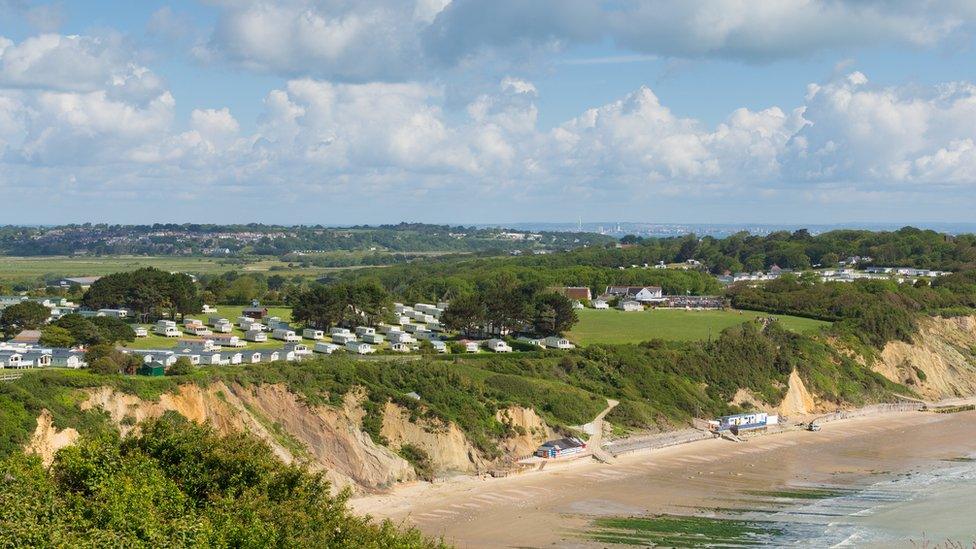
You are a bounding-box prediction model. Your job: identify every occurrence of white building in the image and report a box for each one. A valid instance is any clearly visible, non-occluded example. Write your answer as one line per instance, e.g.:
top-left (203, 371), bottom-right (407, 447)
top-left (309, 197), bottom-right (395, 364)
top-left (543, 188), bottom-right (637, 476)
top-left (272, 329), bottom-right (300, 342)
top-left (154, 320), bottom-right (181, 337)
top-left (618, 299), bottom-right (643, 312)
top-left (544, 336), bottom-right (574, 349)
top-left (303, 329), bottom-right (325, 340)
top-left (245, 329), bottom-right (267, 342)
top-left (486, 339), bottom-right (512, 352)
top-left (592, 299), bottom-right (610, 309)
top-left (332, 333), bottom-right (357, 345)
top-left (314, 342), bottom-right (340, 354)
top-left (345, 341), bottom-right (374, 354)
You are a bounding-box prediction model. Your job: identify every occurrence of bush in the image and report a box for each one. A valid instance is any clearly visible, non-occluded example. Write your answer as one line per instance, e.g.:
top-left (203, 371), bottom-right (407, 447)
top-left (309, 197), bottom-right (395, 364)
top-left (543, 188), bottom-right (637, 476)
top-left (166, 357), bottom-right (194, 376)
top-left (89, 357), bottom-right (119, 375)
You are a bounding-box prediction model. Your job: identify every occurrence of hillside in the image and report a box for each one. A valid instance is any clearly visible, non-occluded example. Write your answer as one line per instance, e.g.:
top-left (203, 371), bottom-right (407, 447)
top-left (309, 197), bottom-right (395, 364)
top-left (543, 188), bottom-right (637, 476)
top-left (7, 315), bottom-right (976, 496)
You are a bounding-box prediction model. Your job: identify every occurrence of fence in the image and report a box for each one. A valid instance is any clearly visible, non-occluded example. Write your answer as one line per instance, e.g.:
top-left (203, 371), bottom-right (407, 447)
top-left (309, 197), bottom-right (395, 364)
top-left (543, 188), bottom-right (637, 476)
top-left (0, 370), bottom-right (25, 383)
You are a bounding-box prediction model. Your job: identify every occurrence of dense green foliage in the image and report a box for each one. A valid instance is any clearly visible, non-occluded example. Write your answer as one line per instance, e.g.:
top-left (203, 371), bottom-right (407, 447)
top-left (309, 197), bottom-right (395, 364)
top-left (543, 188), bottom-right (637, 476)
top-left (0, 414), bottom-right (442, 548)
top-left (0, 300), bottom-right (50, 337)
top-left (291, 279), bottom-right (393, 329)
top-left (45, 313), bottom-right (136, 347)
top-left (615, 226), bottom-right (976, 272)
top-left (329, 255), bottom-right (721, 303)
top-left (729, 274), bottom-right (976, 346)
top-left (440, 274), bottom-right (578, 337)
top-left (82, 268), bottom-right (202, 319)
top-left (0, 223), bottom-right (609, 256)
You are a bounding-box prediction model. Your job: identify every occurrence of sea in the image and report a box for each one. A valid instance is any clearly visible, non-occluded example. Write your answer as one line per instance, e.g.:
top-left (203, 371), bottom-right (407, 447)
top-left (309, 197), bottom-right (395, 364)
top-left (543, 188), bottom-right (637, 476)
top-left (761, 456), bottom-right (976, 547)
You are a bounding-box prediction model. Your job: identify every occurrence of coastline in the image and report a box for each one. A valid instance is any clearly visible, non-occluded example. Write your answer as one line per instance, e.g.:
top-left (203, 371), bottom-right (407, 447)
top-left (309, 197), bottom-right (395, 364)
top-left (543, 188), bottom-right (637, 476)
top-left (351, 409), bottom-right (976, 547)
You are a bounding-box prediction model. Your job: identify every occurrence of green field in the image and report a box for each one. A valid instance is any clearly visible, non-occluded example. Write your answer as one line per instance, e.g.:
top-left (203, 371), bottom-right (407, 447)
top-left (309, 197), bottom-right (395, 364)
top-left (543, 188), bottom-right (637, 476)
top-left (566, 308), bottom-right (829, 345)
top-left (0, 256), bottom-right (355, 282)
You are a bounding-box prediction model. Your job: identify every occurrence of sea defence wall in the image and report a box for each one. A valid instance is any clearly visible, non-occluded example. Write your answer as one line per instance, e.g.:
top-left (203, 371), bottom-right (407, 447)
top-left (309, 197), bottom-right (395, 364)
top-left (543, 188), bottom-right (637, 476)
top-left (812, 402), bottom-right (923, 426)
top-left (603, 428), bottom-right (716, 457)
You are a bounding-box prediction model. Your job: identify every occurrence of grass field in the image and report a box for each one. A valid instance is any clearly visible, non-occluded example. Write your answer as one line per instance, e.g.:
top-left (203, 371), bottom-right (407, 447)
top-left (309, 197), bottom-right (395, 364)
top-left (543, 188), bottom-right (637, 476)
top-left (0, 256), bottom-right (359, 282)
top-left (566, 308), bottom-right (829, 346)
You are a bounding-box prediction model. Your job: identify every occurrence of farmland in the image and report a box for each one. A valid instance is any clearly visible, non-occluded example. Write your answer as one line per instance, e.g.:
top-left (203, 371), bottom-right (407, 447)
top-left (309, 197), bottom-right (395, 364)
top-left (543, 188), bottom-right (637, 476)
top-left (566, 308), bottom-right (829, 346)
top-left (0, 256), bottom-right (356, 283)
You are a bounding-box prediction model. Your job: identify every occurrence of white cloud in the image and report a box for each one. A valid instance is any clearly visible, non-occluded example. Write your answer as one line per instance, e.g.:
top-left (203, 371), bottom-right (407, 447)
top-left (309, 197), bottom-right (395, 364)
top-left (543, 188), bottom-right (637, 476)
top-left (785, 73), bottom-right (976, 185)
top-left (201, 0), bottom-right (451, 81)
top-left (0, 34), bottom-right (162, 101)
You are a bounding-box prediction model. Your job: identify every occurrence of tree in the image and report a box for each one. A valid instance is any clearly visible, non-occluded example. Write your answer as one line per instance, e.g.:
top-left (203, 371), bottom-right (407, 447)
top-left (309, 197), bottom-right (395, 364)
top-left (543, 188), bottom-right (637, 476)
top-left (441, 294), bottom-right (484, 336)
top-left (166, 357), bottom-right (194, 376)
top-left (82, 268), bottom-right (202, 320)
top-left (0, 301), bottom-right (49, 337)
top-left (39, 325), bottom-right (75, 348)
top-left (89, 357), bottom-right (120, 375)
top-left (532, 293), bottom-right (578, 336)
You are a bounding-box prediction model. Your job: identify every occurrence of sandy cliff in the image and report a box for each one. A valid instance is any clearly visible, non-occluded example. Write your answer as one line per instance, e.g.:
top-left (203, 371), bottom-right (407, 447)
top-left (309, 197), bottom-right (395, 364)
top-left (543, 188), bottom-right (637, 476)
top-left (876, 315), bottom-right (976, 401)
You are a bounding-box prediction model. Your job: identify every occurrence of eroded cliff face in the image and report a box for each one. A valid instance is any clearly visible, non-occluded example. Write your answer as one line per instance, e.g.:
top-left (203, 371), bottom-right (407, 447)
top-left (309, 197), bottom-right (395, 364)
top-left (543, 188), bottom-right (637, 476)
top-left (80, 382), bottom-right (415, 492)
top-left (25, 409), bottom-right (79, 467)
top-left (876, 315), bottom-right (976, 401)
top-left (381, 402), bottom-right (487, 474)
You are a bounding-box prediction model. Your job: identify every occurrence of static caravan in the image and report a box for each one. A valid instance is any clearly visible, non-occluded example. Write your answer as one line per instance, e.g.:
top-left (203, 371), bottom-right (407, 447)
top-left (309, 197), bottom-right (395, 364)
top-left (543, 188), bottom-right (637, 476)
top-left (355, 326), bottom-right (376, 337)
top-left (388, 331), bottom-right (416, 344)
top-left (345, 341), bottom-right (374, 355)
top-left (202, 304), bottom-right (218, 314)
top-left (486, 339), bottom-right (512, 353)
top-left (362, 333), bottom-right (385, 344)
top-left (154, 320), bottom-right (181, 337)
top-left (330, 327), bottom-right (351, 336)
top-left (245, 329), bottom-right (267, 342)
top-left (213, 319), bottom-right (233, 333)
top-left (314, 342), bottom-right (340, 354)
top-left (213, 335), bottom-right (245, 348)
top-left (133, 327), bottom-right (149, 337)
top-left (518, 336), bottom-right (545, 348)
top-left (98, 308), bottom-right (128, 319)
top-left (544, 336), bottom-right (574, 350)
top-left (303, 329), bottom-right (325, 340)
top-left (247, 352), bottom-right (262, 364)
top-left (284, 343), bottom-right (312, 357)
top-left (397, 316), bottom-right (411, 325)
top-left (272, 329), bottom-right (300, 342)
top-left (376, 323), bottom-right (394, 334)
top-left (390, 342), bottom-right (410, 352)
top-left (176, 353), bottom-right (201, 365)
top-left (50, 350), bottom-right (85, 368)
top-left (332, 333), bottom-right (357, 345)
top-left (259, 351), bottom-right (280, 362)
top-left (222, 352), bottom-right (243, 365)
top-left (430, 340), bottom-right (447, 353)
top-left (462, 340), bottom-right (480, 353)
top-left (186, 325), bottom-right (214, 336)
top-left (201, 352), bottom-right (222, 365)
top-left (617, 299), bottom-right (643, 312)
top-left (179, 339), bottom-right (219, 353)
top-left (592, 299), bottom-right (610, 309)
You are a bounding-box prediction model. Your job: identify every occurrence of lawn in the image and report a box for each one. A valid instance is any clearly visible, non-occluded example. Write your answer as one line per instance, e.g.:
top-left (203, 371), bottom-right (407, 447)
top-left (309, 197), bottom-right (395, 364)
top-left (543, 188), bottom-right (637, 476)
top-left (566, 308), bottom-right (829, 346)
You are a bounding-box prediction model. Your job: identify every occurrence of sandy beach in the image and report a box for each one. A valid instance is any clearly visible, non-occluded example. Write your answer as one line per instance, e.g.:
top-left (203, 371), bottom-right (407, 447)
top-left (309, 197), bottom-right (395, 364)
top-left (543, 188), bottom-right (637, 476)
top-left (352, 410), bottom-right (976, 548)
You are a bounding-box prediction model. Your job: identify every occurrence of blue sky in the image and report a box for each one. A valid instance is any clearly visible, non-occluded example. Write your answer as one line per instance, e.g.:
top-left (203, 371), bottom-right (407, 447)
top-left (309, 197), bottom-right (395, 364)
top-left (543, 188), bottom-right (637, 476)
top-left (1, 1), bottom-right (976, 225)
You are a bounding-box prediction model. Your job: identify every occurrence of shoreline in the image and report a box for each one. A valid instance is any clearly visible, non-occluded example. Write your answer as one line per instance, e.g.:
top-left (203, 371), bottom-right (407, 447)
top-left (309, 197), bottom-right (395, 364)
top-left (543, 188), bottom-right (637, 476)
top-left (352, 408), bottom-right (976, 547)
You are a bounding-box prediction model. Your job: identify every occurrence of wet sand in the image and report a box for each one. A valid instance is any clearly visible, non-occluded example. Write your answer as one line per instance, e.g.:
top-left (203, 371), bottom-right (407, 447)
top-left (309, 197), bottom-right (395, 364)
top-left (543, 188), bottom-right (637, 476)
top-left (352, 410), bottom-right (976, 548)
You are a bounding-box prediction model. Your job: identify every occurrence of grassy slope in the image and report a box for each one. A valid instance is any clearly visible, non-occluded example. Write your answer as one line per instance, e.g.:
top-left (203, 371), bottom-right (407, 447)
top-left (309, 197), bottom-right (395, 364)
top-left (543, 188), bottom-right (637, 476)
top-left (126, 305), bottom-right (295, 351)
top-left (566, 308), bottom-right (829, 346)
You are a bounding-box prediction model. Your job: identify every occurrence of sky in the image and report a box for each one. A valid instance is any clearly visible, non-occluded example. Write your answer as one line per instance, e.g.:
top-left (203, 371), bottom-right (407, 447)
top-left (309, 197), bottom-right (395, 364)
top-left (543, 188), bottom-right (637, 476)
top-left (1, 1), bottom-right (976, 226)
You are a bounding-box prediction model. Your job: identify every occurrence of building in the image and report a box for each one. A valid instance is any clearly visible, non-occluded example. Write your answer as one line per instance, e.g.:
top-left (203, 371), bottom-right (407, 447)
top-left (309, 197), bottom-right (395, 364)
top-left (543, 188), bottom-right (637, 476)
top-left (154, 320), bottom-right (181, 337)
top-left (592, 299), bottom-right (610, 309)
top-left (544, 336), bottom-right (574, 349)
top-left (707, 412), bottom-right (777, 433)
top-left (303, 329), bottom-right (324, 340)
top-left (12, 330), bottom-right (42, 345)
top-left (212, 334), bottom-right (245, 347)
top-left (535, 437), bottom-right (586, 458)
top-left (355, 326), bottom-right (376, 337)
top-left (430, 340), bottom-right (447, 353)
top-left (50, 349), bottom-right (85, 368)
top-left (245, 329), bottom-right (267, 342)
top-left (462, 340), bottom-right (479, 353)
top-left (314, 342), bottom-right (340, 354)
top-left (617, 299), bottom-right (643, 311)
top-left (138, 362), bottom-right (165, 377)
top-left (388, 331), bottom-right (415, 344)
top-left (345, 341), bottom-right (374, 354)
top-left (242, 300), bottom-right (269, 319)
top-left (550, 286), bottom-right (592, 301)
top-left (58, 276), bottom-right (101, 289)
top-left (272, 329), bottom-right (300, 342)
top-left (133, 327), bottom-right (149, 337)
top-left (605, 286), bottom-right (664, 303)
top-left (332, 333), bottom-right (357, 345)
top-left (362, 333), bottom-right (385, 344)
top-left (486, 339), bottom-right (512, 352)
